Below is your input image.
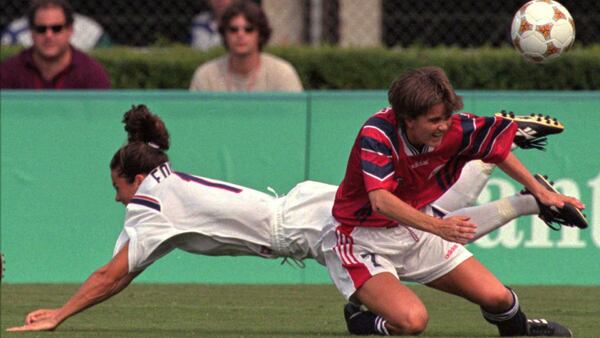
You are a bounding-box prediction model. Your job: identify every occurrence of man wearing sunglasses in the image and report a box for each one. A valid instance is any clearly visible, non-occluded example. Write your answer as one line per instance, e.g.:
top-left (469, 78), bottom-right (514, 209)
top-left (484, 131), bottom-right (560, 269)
top-left (0, 0), bottom-right (110, 89)
top-left (190, 0), bottom-right (303, 92)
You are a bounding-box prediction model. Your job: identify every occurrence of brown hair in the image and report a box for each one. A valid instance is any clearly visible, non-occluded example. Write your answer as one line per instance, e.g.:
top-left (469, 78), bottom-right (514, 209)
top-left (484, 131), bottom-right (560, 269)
top-left (27, 0), bottom-right (74, 27)
top-left (388, 66), bottom-right (463, 127)
top-left (110, 105), bottom-right (170, 183)
top-left (218, 0), bottom-right (272, 50)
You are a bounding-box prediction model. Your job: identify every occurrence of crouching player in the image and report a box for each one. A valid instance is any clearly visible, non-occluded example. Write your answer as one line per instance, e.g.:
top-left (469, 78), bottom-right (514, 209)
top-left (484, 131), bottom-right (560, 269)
top-left (321, 66), bottom-right (586, 337)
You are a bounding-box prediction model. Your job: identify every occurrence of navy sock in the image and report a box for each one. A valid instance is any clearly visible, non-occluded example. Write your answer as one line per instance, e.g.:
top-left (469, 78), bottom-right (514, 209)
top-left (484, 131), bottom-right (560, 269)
top-left (481, 288), bottom-right (527, 336)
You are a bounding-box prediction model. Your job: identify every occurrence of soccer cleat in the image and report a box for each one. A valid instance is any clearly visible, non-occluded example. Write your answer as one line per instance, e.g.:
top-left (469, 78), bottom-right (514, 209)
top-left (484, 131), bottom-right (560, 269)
top-left (344, 302), bottom-right (363, 322)
top-left (495, 110), bottom-right (564, 150)
top-left (344, 302), bottom-right (365, 335)
top-left (343, 302), bottom-right (378, 335)
top-left (525, 174), bottom-right (588, 230)
top-left (526, 319), bottom-right (572, 337)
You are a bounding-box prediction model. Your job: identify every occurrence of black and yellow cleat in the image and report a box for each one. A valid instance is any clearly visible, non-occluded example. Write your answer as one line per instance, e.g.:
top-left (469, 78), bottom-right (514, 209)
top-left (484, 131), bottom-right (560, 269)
top-left (525, 174), bottom-right (588, 230)
top-left (495, 110), bottom-right (564, 150)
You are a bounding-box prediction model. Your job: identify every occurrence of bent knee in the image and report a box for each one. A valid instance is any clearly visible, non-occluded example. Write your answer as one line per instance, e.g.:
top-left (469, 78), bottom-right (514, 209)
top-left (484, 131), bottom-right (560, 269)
top-left (481, 288), bottom-right (514, 312)
top-left (388, 310), bottom-right (429, 335)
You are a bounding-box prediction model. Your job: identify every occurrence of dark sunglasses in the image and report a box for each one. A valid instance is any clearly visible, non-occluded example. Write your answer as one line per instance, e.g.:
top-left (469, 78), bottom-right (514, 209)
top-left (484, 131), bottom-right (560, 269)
top-left (227, 25), bottom-right (255, 33)
top-left (33, 24), bottom-right (66, 34)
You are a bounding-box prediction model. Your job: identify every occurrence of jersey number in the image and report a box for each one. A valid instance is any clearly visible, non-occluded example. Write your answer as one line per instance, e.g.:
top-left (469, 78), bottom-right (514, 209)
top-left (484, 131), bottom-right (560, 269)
top-left (360, 253), bottom-right (381, 267)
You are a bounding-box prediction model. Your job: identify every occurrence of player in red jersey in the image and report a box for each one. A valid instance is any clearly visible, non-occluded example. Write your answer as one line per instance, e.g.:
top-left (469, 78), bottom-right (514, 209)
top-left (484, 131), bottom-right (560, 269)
top-left (323, 66), bottom-right (585, 337)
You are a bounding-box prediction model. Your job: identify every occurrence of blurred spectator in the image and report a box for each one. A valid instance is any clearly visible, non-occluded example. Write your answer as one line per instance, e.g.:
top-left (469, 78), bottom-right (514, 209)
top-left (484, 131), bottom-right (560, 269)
top-left (1, 13), bottom-right (111, 51)
top-left (190, 0), bottom-right (232, 50)
top-left (0, 0), bottom-right (110, 89)
top-left (189, 0), bottom-right (303, 92)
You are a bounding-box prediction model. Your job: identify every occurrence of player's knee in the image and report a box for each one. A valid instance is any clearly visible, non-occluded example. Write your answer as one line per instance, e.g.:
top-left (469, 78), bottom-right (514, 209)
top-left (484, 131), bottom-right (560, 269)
top-left (403, 312), bottom-right (428, 335)
top-left (481, 287), bottom-right (514, 312)
top-left (387, 309), bottom-right (429, 335)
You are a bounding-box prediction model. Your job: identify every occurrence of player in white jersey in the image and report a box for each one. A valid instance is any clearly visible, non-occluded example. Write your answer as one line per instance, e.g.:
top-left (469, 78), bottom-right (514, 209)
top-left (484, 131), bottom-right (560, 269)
top-left (5, 104), bottom-right (334, 332)
top-left (113, 163), bottom-right (336, 271)
top-left (7, 104), bottom-right (584, 334)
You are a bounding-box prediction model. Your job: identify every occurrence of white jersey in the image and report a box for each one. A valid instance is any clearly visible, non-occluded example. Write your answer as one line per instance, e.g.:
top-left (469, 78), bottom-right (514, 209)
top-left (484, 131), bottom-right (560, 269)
top-left (189, 11), bottom-right (221, 50)
top-left (113, 162), bottom-right (336, 272)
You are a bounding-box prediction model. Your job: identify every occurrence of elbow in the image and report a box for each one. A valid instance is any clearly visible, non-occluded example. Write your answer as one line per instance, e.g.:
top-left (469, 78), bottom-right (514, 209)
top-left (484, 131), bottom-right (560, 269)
top-left (370, 199), bottom-right (384, 214)
top-left (368, 190), bottom-right (388, 214)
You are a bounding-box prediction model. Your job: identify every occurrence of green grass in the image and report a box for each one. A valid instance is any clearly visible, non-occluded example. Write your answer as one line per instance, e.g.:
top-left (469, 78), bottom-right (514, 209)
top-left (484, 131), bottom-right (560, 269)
top-left (2, 284), bottom-right (599, 337)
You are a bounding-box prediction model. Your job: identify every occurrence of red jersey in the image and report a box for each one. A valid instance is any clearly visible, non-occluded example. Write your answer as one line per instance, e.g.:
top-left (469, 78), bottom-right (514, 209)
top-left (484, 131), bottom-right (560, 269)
top-left (0, 46), bottom-right (110, 89)
top-left (332, 107), bottom-right (517, 227)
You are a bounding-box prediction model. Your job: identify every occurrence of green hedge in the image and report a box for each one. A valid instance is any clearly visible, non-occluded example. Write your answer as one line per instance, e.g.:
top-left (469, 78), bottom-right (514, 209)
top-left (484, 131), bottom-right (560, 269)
top-left (2, 44), bottom-right (599, 90)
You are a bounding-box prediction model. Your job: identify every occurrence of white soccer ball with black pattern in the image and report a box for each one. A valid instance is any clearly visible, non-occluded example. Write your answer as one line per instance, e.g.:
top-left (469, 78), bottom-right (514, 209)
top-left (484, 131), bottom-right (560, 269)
top-left (511, 0), bottom-right (575, 63)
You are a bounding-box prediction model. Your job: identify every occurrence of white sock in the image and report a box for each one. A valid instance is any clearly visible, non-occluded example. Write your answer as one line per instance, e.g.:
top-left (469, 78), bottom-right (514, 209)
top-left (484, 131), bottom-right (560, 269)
top-left (375, 316), bottom-right (390, 336)
top-left (442, 194), bottom-right (539, 242)
top-left (433, 160), bottom-right (496, 213)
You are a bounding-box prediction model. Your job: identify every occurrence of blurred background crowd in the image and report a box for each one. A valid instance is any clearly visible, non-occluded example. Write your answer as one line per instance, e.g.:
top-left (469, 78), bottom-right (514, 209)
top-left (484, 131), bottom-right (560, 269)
top-left (2, 0), bottom-right (599, 50)
top-left (1, 0), bottom-right (599, 90)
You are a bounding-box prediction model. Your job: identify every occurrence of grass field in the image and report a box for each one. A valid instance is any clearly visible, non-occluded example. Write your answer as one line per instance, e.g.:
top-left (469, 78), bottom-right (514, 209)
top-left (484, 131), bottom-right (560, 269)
top-left (2, 284), bottom-right (599, 337)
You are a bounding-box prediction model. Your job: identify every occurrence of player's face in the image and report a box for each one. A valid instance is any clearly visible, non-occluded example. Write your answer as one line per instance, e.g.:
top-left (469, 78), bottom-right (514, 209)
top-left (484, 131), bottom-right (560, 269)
top-left (225, 15), bottom-right (259, 57)
top-left (111, 170), bottom-right (142, 205)
top-left (31, 6), bottom-right (72, 60)
top-left (405, 102), bottom-right (452, 148)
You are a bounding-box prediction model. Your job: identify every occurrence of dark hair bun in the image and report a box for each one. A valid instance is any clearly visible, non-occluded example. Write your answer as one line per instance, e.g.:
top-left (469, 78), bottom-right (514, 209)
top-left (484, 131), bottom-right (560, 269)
top-left (122, 105), bottom-right (170, 150)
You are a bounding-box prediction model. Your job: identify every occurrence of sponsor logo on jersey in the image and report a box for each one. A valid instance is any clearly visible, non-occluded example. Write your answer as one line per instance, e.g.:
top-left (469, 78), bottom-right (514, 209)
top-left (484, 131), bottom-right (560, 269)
top-left (410, 160), bottom-right (429, 169)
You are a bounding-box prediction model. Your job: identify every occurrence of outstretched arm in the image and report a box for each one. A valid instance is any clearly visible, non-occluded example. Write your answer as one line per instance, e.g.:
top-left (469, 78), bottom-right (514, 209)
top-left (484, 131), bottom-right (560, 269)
top-left (7, 243), bottom-right (141, 332)
top-left (368, 189), bottom-right (477, 244)
top-left (497, 153), bottom-right (585, 210)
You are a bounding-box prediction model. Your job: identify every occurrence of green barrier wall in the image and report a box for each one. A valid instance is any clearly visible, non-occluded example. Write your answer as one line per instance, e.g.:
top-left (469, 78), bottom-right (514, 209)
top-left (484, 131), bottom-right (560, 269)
top-left (1, 91), bottom-right (599, 284)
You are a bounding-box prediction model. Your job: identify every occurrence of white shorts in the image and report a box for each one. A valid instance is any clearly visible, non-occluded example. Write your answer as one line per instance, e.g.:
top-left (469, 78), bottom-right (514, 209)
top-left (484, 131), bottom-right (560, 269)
top-left (272, 180), bottom-right (337, 264)
top-left (320, 206), bottom-right (473, 300)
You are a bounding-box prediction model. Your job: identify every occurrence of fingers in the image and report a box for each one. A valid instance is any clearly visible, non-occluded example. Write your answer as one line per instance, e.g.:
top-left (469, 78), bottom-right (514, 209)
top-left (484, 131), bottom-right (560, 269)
top-left (448, 219), bottom-right (477, 244)
top-left (26, 309), bottom-right (51, 325)
top-left (437, 216), bottom-right (478, 244)
top-left (7, 325), bottom-right (28, 332)
top-left (457, 224), bottom-right (477, 244)
top-left (7, 322), bottom-right (50, 332)
top-left (26, 312), bottom-right (41, 324)
top-left (26, 312), bottom-right (42, 324)
top-left (8, 316), bottom-right (57, 332)
top-left (553, 195), bottom-right (585, 210)
top-left (550, 189), bottom-right (584, 209)
top-left (541, 191), bottom-right (586, 211)
top-left (564, 196), bottom-right (585, 210)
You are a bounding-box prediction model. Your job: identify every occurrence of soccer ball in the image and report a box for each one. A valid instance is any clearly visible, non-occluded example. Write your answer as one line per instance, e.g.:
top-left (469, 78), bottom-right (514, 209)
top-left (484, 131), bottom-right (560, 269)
top-left (511, 0), bottom-right (575, 63)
